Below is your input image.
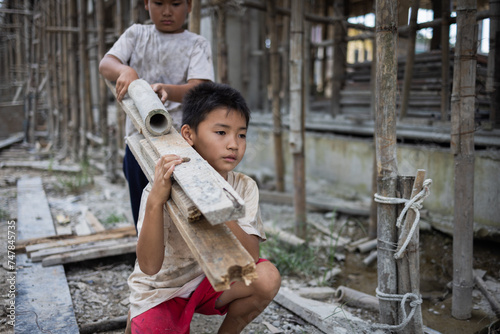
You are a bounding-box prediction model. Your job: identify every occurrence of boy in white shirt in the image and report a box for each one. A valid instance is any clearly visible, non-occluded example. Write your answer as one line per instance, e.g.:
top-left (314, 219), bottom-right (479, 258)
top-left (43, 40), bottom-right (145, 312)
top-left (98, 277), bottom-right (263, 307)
top-left (99, 0), bottom-right (214, 227)
top-left (128, 82), bottom-right (281, 333)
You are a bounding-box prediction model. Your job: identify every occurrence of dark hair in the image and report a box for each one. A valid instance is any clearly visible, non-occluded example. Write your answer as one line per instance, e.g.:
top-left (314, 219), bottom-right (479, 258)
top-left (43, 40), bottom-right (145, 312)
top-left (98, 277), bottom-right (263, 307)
top-left (182, 82), bottom-right (250, 131)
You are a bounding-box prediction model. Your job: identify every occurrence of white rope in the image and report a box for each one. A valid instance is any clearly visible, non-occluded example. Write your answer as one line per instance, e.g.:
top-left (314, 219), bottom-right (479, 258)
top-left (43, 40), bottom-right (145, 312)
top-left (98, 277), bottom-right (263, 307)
top-left (373, 288), bottom-right (423, 331)
top-left (374, 179), bottom-right (432, 259)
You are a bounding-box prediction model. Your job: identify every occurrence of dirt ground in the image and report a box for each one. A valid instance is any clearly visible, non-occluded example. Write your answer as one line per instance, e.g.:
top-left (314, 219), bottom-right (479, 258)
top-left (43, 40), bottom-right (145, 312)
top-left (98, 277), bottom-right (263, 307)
top-left (1, 145), bottom-right (499, 334)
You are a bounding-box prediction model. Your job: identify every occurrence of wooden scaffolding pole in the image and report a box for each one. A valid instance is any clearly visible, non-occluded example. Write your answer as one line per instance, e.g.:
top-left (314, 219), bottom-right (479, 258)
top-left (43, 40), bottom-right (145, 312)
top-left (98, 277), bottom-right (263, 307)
top-left (68, 0), bottom-right (80, 160)
top-left (267, 0), bottom-right (285, 192)
top-left (441, 0), bottom-right (451, 121)
top-left (60, 0), bottom-right (70, 157)
top-left (400, 0), bottom-right (420, 120)
top-left (96, 0), bottom-right (108, 146)
top-left (189, 0), bottom-right (201, 34)
top-left (289, 0), bottom-right (307, 239)
top-left (78, 0), bottom-right (91, 160)
top-left (487, 0), bottom-right (500, 127)
top-left (396, 172), bottom-right (425, 334)
top-left (216, 4), bottom-right (228, 84)
top-left (375, 0), bottom-right (399, 326)
top-left (280, 0), bottom-right (290, 114)
top-left (451, 0), bottom-right (477, 320)
top-left (330, 0), bottom-right (346, 117)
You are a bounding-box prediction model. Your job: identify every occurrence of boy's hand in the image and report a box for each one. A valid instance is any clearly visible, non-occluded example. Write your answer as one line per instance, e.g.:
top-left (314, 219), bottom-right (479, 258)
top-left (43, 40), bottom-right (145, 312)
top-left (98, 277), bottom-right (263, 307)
top-left (150, 155), bottom-right (184, 205)
top-left (151, 83), bottom-right (168, 104)
top-left (115, 67), bottom-right (139, 101)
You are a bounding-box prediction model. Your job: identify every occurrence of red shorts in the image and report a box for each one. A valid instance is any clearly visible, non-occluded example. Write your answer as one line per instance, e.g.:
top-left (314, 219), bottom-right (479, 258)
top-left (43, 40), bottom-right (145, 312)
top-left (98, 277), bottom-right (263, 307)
top-left (131, 258), bottom-right (268, 334)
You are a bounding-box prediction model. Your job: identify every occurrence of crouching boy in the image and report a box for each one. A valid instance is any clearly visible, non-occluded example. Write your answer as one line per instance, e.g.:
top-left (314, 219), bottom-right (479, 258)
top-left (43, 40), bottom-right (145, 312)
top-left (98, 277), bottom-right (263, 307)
top-left (127, 82), bottom-right (281, 333)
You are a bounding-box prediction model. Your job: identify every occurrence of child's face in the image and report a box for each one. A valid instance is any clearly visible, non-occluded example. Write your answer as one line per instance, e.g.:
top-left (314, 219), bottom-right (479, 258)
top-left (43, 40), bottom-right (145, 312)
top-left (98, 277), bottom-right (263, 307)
top-left (144, 0), bottom-right (191, 34)
top-left (182, 108), bottom-right (247, 180)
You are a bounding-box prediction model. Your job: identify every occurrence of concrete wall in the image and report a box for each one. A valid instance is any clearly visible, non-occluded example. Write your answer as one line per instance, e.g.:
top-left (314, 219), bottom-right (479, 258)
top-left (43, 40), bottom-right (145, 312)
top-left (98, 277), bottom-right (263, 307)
top-left (238, 123), bottom-right (500, 229)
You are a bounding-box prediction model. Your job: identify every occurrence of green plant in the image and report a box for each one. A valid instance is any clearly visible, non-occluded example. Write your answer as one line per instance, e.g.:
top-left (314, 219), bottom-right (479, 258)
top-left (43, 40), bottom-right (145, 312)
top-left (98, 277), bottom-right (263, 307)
top-left (261, 235), bottom-right (321, 278)
top-left (55, 160), bottom-right (94, 193)
top-left (103, 213), bottom-right (126, 225)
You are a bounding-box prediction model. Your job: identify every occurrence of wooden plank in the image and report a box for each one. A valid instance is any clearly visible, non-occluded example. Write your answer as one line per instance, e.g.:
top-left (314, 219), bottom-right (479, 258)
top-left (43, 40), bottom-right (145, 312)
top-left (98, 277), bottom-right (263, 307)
top-left (16, 177), bottom-right (79, 333)
top-left (30, 236), bottom-right (137, 262)
top-left (42, 240), bottom-right (137, 267)
top-left (106, 80), bottom-right (245, 225)
top-left (166, 200), bottom-right (257, 291)
top-left (18, 225), bottom-right (136, 253)
top-left (84, 207), bottom-right (106, 233)
top-left (0, 132), bottom-right (23, 150)
top-left (127, 133), bottom-right (202, 222)
top-left (274, 287), bottom-right (381, 333)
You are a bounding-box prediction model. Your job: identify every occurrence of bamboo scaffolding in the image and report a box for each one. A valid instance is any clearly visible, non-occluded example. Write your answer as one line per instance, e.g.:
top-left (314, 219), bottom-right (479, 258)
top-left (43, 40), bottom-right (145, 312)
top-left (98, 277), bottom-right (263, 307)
top-left (451, 0), bottom-right (477, 320)
top-left (375, 0), bottom-right (399, 326)
top-left (441, 0), bottom-right (451, 121)
top-left (216, 4), bottom-right (228, 84)
top-left (487, 0), bottom-right (499, 126)
top-left (400, 0), bottom-right (420, 120)
top-left (331, 0), bottom-right (346, 117)
top-left (289, 0), bottom-right (307, 239)
top-left (267, 0), bottom-right (285, 192)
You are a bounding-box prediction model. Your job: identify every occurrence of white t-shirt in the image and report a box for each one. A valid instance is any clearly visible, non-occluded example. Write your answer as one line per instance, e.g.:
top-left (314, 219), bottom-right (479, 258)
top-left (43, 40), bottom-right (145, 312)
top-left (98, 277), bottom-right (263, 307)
top-left (128, 171), bottom-right (266, 319)
top-left (106, 24), bottom-right (215, 136)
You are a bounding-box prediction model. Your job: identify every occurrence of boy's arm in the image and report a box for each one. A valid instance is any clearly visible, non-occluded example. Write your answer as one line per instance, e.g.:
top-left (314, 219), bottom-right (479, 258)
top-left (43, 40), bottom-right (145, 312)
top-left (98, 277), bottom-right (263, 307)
top-left (151, 79), bottom-right (210, 104)
top-left (225, 221), bottom-right (260, 262)
top-left (136, 155), bottom-right (184, 275)
top-left (98, 54), bottom-right (139, 102)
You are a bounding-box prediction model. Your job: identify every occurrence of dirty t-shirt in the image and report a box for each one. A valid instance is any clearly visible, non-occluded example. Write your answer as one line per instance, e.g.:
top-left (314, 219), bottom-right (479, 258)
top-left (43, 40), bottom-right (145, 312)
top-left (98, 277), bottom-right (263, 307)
top-left (128, 171), bottom-right (266, 319)
top-left (106, 24), bottom-right (214, 135)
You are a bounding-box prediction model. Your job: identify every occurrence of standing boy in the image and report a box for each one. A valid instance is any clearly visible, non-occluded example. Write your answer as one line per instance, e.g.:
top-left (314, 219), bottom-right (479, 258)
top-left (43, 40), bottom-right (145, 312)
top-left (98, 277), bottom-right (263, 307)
top-left (99, 0), bottom-right (213, 227)
top-left (128, 82), bottom-right (281, 333)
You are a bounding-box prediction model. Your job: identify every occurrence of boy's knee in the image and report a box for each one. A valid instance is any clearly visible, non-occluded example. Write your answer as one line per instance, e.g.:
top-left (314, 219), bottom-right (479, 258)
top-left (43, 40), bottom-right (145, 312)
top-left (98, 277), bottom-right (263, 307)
top-left (255, 262), bottom-right (281, 300)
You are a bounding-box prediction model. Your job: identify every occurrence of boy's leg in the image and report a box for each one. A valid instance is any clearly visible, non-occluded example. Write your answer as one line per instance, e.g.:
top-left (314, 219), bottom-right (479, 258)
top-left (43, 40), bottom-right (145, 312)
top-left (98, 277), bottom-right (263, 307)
top-left (215, 260), bottom-right (281, 334)
top-left (123, 145), bottom-right (149, 230)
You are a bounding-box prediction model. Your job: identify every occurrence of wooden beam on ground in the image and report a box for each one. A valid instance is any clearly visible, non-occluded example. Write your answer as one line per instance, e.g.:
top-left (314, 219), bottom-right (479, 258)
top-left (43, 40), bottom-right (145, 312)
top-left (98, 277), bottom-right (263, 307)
top-left (106, 80), bottom-right (245, 225)
top-left (16, 177), bottom-right (79, 333)
top-left (17, 225), bottom-right (136, 253)
top-left (274, 287), bottom-right (382, 333)
top-left (259, 190), bottom-right (370, 216)
top-left (29, 236), bottom-right (137, 263)
top-left (0, 132), bottom-right (24, 150)
top-left (41, 238), bottom-right (137, 267)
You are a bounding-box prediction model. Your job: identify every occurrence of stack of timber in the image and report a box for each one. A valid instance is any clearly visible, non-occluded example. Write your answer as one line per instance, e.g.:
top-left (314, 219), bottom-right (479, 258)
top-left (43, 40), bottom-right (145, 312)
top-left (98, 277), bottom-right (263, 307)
top-left (340, 50), bottom-right (490, 120)
top-left (17, 225), bottom-right (137, 267)
top-left (106, 79), bottom-right (257, 291)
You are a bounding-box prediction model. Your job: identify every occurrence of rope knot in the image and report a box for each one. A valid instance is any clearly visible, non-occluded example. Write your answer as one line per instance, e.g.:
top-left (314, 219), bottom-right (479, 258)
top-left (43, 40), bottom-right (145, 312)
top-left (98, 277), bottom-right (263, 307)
top-left (374, 179), bottom-right (432, 259)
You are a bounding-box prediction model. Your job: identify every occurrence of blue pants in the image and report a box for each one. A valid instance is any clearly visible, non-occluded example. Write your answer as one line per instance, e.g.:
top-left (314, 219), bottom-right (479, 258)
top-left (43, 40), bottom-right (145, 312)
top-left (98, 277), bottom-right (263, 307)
top-left (123, 145), bottom-right (148, 231)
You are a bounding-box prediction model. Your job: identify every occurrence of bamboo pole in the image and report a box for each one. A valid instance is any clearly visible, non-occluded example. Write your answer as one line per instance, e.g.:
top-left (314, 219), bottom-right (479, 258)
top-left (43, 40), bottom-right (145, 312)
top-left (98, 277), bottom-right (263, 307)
top-left (189, 0), bottom-right (201, 34)
top-left (375, 0), bottom-right (399, 326)
top-left (289, 0), bottom-right (306, 239)
top-left (441, 0), bottom-right (451, 121)
top-left (400, 0), bottom-right (420, 120)
top-left (487, 0), bottom-right (499, 127)
top-left (396, 171), bottom-right (425, 334)
top-left (68, 0), bottom-right (79, 161)
top-left (451, 0), bottom-right (477, 320)
top-left (267, 0), bottom-right (285, 192)
top-left (369, 1), bottom-right (377, 240)
top-left (60, 0), bottom-right (69, 157)
top-left (280, 0), bottom-right (290, 114)
top-left (78, 0), bottom-right (89, 161)
top-left (45, 0), bottom-right (55, 143)
top-left (216, 5), bottom-right (228, 84)
top-left (96, 0), bottom-right (108, 146)
top-left (330, 0), bottom-right (346, 117)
